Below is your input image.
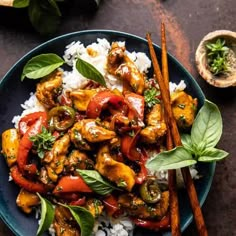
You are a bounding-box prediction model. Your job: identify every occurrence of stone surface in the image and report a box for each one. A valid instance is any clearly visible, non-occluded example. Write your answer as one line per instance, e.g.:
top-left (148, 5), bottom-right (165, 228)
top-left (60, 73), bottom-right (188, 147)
top-left (0, 0), bottom-right (235, 235)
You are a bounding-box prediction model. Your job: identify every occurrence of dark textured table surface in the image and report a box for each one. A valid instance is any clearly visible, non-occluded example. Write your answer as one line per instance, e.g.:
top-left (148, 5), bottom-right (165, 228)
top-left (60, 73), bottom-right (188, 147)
top-left (0, 0), bottom-right (235, 235)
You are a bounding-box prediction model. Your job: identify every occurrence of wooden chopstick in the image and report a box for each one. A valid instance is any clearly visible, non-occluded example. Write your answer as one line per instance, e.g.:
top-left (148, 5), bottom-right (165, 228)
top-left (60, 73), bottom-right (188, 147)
top-left (146, 31), bottom-right (208, 236)
top-left (161, 22), bottom-right (181, 236)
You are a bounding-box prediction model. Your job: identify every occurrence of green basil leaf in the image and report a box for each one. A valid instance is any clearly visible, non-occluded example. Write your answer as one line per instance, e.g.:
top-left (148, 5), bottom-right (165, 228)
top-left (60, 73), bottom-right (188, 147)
top-left (21, 53), bottom-right (64, 81)
top-left (76, 58), bottom-right (106, 87)
top-left (198, 148), bottom-right (229, 162)
top-left (191, 99), bottom-right (222, 149)
top-left (37, 194), bottom-right (55, 236)
top-left (13, 0), bottom-right (29, 8)
top-left (28, 0), bottom-right (61, 35)
top-left (146, 146), bottom-right (196, 171)
top-left (48, 0), bottom-right (62, 16)
top-left (60, 204), bottom-right (94, 236)
top-left (181, 133), bottom-right (194, 154)
top-left (77, 169), bottom-right (118, 195)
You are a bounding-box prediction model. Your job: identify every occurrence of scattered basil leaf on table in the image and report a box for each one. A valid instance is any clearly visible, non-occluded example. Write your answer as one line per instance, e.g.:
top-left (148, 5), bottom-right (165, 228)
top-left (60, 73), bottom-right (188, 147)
top-left (60, 204), bottom-right (94, 236)
top-left (77, 169), bottom-right (119, 195)
top-left (76, 57), bottom-right (106, 87)
top-left (28, 0), bottom-right (62, 36)
top-left (13, 0), bottom-right (29, 8)
top-left (146, 99), bottom-right (228, 171)
top-left (37, 194), bottom-right (55, 236)
top-left (21, 53), bottom-right (64, 81)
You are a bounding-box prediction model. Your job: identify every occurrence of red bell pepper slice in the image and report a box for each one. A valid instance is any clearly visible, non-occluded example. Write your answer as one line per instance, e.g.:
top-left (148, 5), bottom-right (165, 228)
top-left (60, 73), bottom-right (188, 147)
top-left (11, 165), bottom-right (47, 193)
top-left (18, 112), bottom-right (47, 136)
top-left (131, 214), bottom-right (170, 231)
top-left (120, 128), bottom-right (142, 161)
top-left (135, 149), bottom-right (148, 184)
top-left (102, 194), bottom-right (121, 217)
top-left (124, 92), bottom-right (145, 120)
top-left (86, 90), bottom-right (128, 118)
top-left (17, 112), bottom-right (47, 173)
top-left (53, 175), bottom-right (92, 194)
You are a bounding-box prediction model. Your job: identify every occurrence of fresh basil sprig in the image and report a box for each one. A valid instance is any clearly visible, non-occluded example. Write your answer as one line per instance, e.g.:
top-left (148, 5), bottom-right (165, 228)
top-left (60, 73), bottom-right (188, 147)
top-left (37, 194), bottom-right (55, 236)
top-left (21, 53), bottom-right (64, 81)
top-left (77, 169), bottom-right (119, 195)
top-left (146, 99), bottom-right (229, 171)
top-left (60, 204), bottom-right (95, 236)
top-left (76, 58), bottom-right (106, 87)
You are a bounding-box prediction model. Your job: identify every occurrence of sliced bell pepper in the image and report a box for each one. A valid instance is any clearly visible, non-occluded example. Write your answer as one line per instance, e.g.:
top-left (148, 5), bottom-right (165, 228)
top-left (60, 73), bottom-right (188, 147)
top-left (120, 128), bottom-right (142, 161)
top-left (53, 175), bottom-right (92, 194)
top-left (102, 194), bottom-right (121, 217)
top-left (86, 90), bottom-right (128, 118)
top-left (124, 92), bottom-right (145, 120)
top-left (131, 214), bottom-right (170, 231)
top-left (11, 165), bottom-right (47, 194)
top-left (17, 112), bottom-right (47, 173)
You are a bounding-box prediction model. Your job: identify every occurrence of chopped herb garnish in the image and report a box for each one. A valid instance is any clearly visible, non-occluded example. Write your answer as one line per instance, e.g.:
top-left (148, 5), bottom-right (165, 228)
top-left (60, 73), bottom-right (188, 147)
top-left (144, 87), bottom-right (160, 108)
top-left (30, 126), bottom-right (56, 159)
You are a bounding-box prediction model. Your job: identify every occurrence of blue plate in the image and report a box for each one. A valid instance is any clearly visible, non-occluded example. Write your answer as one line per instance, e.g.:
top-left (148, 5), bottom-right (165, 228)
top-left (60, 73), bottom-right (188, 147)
top-left (0, 30), bottom-right (215, 236)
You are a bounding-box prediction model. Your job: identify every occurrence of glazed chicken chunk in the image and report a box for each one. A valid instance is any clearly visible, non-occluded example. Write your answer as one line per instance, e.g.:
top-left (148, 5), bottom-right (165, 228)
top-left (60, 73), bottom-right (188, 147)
top-left (140, 104), bottom-right (167, 143)
top-left (107, 42), bottom-right (145, 94)
top-left (36, 70), bottom-right (62, 109)
top-left (171, 91), bottom-right (198, 129)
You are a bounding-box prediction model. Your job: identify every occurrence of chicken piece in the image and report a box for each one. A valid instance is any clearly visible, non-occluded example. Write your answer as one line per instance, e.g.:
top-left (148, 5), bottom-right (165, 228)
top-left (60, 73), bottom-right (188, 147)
top-left (171, 91), bottom-right (198, 129)
top-left (70, 89), bottom-right (97, 111)
top-left (95, 145), bottom-right (136, 191)
top-left (85, 199), bottom-right (104, 218)
top-left (64, 150), bottom-right (94, 172)
top-left (70, 119), bottom-right (116, 145)
top-left (1, 128), bottom-right (19, 167)
top-left (16, 188), bottom-right (40, 214)
top-left (140, 104), bottom-right (167, 143)
top-left (53, 205), bottom-right (80, 236)
top-left (118, 191), bottom-right (169, 220)
top-left (36, 70), bottom-right (62, 109)
top-left (107, 42), bottom-right (145, 94)
top-left (44, 134), bottom-right (70, 182)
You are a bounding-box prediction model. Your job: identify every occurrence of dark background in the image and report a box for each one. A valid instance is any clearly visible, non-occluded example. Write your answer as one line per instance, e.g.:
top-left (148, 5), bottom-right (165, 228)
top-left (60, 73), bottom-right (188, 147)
top-left (0, 0), bottom-right (235, 235)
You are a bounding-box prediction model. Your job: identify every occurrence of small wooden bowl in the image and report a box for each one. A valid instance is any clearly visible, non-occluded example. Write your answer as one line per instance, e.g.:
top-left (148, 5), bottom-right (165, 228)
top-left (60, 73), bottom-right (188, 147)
top-left (195, 30), bottom-right (236, 88)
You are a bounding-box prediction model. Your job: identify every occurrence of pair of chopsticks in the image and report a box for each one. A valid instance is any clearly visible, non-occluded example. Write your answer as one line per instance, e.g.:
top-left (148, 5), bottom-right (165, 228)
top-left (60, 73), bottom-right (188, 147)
top-left (146, 24), bottom-right (208, 236)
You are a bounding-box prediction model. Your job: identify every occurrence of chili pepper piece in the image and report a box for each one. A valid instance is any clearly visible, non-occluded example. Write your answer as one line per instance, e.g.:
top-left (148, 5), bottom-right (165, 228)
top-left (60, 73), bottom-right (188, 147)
top-left (11, 165), bottom-right (47, 194)
top-left (131, 214), bottom-right (170, 231)
top-left (48, 106), bottom-right (75, 132)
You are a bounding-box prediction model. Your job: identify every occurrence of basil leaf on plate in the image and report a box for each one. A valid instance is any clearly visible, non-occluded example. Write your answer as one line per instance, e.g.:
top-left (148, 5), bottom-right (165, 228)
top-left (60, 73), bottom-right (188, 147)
top-left (198, 147), bottom-right (229, 162)
top-left (76, 58), bottom-right (106, 87)
top-left (191, 99), bottom-right (222, 149)
top-left (60, 204), bottom-right (94, 236)
top-left (37, 194), bottom-right (55, 236)
top-left (146, 146), bottom-right (196, 171)
top-left (13, 0), bottom-right (29, 8)
top-left (77, 169), bottom-right (118, 195)
top-left (21, 53), bottom-right (64, 81)
top-left (181, 133), bottom-right (194, 154)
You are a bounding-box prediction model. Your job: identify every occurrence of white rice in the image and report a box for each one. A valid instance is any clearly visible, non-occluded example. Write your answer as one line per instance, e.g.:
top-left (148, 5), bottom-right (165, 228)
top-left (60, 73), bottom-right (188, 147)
top-left (12, 39), bottom-right (194, 236)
